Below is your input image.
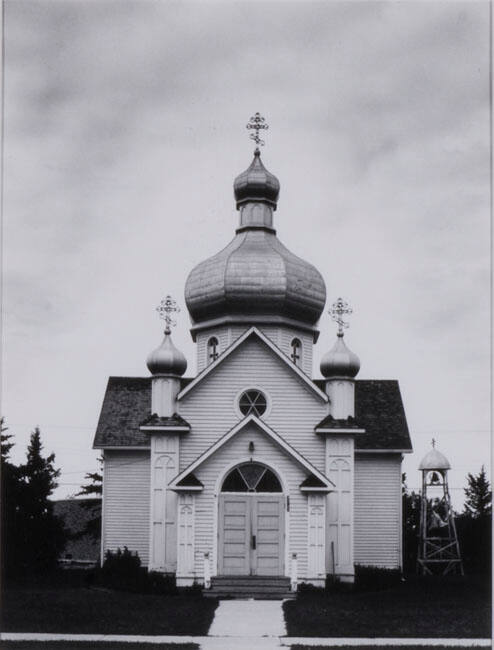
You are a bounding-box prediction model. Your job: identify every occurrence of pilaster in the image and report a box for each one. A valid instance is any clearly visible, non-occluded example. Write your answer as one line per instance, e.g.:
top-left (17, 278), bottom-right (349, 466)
top-left (326, 435), bottom-right (355, 581)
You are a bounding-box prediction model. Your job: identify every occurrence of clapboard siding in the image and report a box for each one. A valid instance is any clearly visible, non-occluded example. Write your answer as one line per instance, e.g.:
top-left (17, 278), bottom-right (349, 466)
top-left (103, 450), bottom-right (150, 566)
top-left (197, 328), bottom-right (232, 372)
top-left (192, 423), bottom-right (309, 578)
top-left (179, 337), bottom-right (328, 473)
top-left (196, 325), bottom-right (314, 375)
top-left (354, 454), bottom-right (402, 568)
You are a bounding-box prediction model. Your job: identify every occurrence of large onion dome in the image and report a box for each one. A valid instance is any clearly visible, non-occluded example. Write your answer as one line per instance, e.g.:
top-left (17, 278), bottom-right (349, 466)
top-left (320, 333), bottom-right (360, 378)
top-left (185, 150), bottom-right (326, 333)
top-left (146, 330), bottom-right (187, 376)
top-left (419, 445), bottom-right (451, 471)
top-left (234, 149), bottom-right (280, 209)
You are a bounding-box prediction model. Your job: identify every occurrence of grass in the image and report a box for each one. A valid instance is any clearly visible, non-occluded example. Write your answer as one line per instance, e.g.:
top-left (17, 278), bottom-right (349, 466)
top-left (1, 585), bottom-right (218, 635)
top-left (283, 575), bottom-right (491, 638)
top-left (2, 641), bottom-right (199, 650)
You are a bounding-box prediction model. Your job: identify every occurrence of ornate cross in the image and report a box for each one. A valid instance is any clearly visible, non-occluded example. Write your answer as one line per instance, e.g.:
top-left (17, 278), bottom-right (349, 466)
top-left (156, 295), bottom-right (180, 333)
top-left (432, 438), bottom-right (436, 449)
top-left (246, 112), bottom-right (269, 148)
top-left (329, 297), bottom-right (353, 336)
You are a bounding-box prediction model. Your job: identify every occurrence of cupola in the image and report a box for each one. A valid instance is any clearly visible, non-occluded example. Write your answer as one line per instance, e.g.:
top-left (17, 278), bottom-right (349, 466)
top-left (234, 149), bottom-right (280, 210)
top-left (320, 334), bottom-right (361, 379)
top-left (419, 442), bottom-right (451, 471)
top-left (147, 296), bottom-right (187, 418)
top-left (146, 330), bottom-right (187, 376)
top-left (184, 113), bottom-right (326, 340)
top-left (321, 298), bottom-right (360, 419)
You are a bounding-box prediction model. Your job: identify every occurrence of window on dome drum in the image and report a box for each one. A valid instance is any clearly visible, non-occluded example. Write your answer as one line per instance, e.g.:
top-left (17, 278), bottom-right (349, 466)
top-left (290, 338), bottom-right (302, 365)
top-left (221, 462), bottom-right (282, 492)
top-left (239, 390), bottom-right (267, 417)
top-left (207, 337), bottom-right (219, 363)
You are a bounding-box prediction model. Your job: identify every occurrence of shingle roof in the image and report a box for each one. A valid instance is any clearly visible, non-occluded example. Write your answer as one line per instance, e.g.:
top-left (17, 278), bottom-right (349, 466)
top-left (315, 414), bottom-right (363, 430)
top-left (140, 413), bottom-right (190, 429)
top-left (94, 377), bottom-right (411, 452)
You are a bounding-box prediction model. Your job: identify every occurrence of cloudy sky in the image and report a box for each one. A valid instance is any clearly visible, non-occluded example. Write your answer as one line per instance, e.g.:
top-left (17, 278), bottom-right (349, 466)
top-left (2, 1), bottom-right (491, 505)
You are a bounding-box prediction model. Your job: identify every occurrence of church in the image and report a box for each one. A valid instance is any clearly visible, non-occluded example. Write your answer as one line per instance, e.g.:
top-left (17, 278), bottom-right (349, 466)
top-left (93, 115), bottom-right (412, 590)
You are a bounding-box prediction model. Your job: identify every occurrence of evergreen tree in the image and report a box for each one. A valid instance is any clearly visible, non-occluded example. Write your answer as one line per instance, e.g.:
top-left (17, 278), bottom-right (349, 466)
top-left (1, 418), bottom-right (23, 577)
top-left (76, 456), bottom-right (103, 497)
top-left (402, 473), bottom-right (421, 573)
top-left (463, 466), bottom-right (492, 519)
top-left (74, 456), bottom-right (103, 540)
top-left (12, 428), bottom-right (67, 573)
top-left (1, 417), bottom-right (14, 460)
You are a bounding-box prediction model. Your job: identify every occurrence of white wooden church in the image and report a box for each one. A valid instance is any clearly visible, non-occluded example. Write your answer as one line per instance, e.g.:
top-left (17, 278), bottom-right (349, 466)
top-left (94, 117), bottom-right (412, 589)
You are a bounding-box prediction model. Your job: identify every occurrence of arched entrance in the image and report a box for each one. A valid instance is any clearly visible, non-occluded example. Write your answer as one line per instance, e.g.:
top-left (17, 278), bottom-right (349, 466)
top-left (218, 462), bottom-right (285, 576)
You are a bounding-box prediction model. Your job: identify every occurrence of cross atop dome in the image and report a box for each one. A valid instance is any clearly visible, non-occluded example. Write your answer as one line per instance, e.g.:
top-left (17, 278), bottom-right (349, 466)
top-left (330, 297), bottom-right (353, 337)
top-left (156, 295), bottom-right (180, 334)
top-left (246, 112), bottom-right (269, 150)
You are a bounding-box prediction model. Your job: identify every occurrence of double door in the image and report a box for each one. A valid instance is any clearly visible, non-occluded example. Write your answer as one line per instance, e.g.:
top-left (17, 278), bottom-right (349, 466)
top-left (218, 494), bottom-right (285, 576)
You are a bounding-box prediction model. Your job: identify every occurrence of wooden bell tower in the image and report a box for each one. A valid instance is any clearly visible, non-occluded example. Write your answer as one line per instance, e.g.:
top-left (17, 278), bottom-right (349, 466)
top-left (417, 440), bottom-right (463, 576)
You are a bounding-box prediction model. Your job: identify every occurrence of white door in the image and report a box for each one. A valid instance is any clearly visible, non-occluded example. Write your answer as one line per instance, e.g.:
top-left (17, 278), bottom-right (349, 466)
top-left (218, 494), bottom-right (284, 576)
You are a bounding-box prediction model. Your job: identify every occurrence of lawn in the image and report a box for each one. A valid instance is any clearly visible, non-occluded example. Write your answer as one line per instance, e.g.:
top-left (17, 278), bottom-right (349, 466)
top-left (290, 647), bottom-right (491, 650)
top-left (284, 576), bottom-right (491, 638)
top-left (2, 641), bottom-right (199, 650)
top-left (1, 585), bottom-right (218, 635)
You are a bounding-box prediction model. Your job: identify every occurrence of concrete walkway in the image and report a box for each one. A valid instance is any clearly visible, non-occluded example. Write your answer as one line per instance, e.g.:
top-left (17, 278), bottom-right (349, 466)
top-left (208, 598), bottom-right (286, 637)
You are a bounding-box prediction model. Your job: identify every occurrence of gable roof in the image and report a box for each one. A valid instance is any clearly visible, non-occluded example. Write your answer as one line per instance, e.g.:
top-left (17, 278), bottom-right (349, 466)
top-left (177, 326), bottom-right (328, 402)
top-left (314, 379), bottom-right (412, 451)
top-left (169, 414), bottom-right (334, 490)
top-left (94, 377), bottom-right (411, 452)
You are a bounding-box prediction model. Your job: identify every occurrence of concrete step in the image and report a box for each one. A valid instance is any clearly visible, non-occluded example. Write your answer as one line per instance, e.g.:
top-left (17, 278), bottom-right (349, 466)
top-left (206, 575), bottom-right (294, 599)
top-left (205, 590), bottom-right (295, 600)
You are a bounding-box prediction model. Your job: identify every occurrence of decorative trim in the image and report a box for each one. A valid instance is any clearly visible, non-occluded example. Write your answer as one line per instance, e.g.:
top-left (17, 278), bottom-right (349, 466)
top-left (169, 414), bottom-right (335, 490)
top-left (355, 449), bottom-right (412, 454)
top-left (139, 426), bottom-right (190, 432)
top-left (94, 445), bottom-right (150, 450)
top-left (189, 315), bottom-right (320, 342)
top-left (177, 327), bottom-right (328, 402)
top-left (316, 428), bottom-right (366, 434)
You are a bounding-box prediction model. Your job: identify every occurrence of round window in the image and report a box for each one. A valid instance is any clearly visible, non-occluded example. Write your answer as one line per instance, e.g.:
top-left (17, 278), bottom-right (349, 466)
top-left (238, 389), bottom-right (267, 417)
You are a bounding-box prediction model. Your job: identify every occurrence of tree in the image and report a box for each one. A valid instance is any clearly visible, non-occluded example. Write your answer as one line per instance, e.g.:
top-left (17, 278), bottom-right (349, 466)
top-left (5, 428), bottom-right (67, 575)
top-left (456, 467), bottom-right (492, 576)
top-left (76, 456), bottom-right (103, 497)
top-left (402, 473), bottom-right (422, 574)
top-left (463, 466), bottom-right (491, 519)
top-left (1, 418), bottom-right (23, 577)
top-left (73, 456), bottom-right (103, 540)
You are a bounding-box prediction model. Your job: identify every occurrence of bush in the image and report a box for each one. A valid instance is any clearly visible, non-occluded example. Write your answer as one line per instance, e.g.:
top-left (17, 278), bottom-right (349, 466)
top-left (354, 564), bottom-right (402, 591)
top-left (94, 547), bottom-right (179, 595)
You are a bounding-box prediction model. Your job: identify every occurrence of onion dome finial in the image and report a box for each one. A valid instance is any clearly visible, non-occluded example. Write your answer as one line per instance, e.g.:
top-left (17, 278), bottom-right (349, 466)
top-left (419, 439), bottom-right (451, 471)
top-left (146, 296), bottom-right (187, 376)
top-left (320, 297), bottom-right (360, 378)
top-left (234, 112), bottom-right (280, 210)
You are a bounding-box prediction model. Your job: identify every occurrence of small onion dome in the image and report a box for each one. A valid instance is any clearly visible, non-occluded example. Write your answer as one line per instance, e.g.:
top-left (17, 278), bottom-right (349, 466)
top-left (234, 149), bottom-right (280, 210)
top-left (146, 330), bottom-right (187, 376)
top-left (320, 333), bottom-right (360, 378)
top-left (419, 447), bottom-right (451, 471)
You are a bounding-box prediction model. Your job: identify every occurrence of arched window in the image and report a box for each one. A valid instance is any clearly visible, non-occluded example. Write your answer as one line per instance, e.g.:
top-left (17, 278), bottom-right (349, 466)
top-left (221, 462), bottom-right (282, 492)
top-left (290, 338), bottom-right (302, 365)
top-left (238, 389), bottom-right (267, 417)
top-left (207, 337), bottom-right (219, 363)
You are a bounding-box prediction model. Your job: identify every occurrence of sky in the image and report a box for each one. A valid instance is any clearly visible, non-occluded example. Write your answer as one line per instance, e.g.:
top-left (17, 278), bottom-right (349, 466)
top-left (2, 0), bottom-right (491, 507)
